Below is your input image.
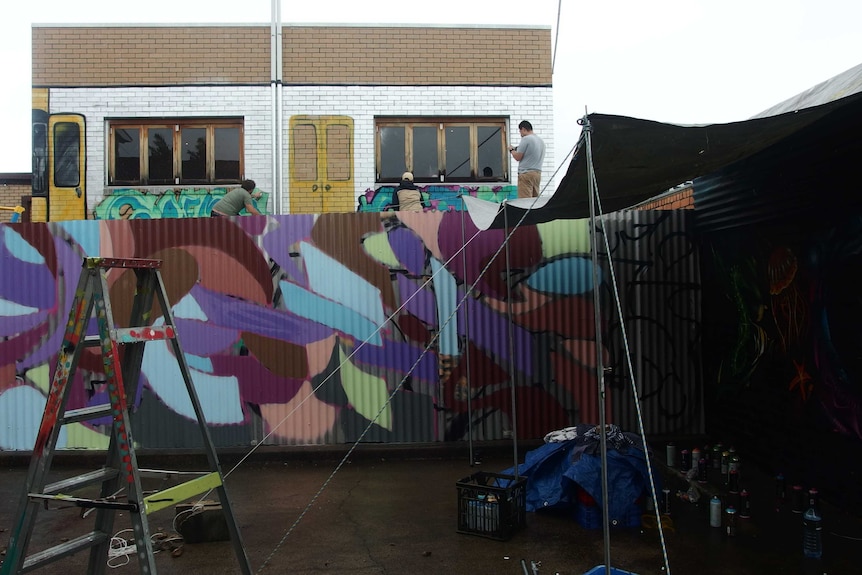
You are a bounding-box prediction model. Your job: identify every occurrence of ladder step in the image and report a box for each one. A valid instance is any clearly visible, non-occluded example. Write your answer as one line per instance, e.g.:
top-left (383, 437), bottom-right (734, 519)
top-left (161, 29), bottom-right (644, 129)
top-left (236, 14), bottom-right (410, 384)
top-left (43, 468), bottom-right (120, 495)
top-left (85, 257), bottom-right (162, 270)
top-left (112, 325), bottom-right (176, 344)
top-left (22, 531), bottom-right (110, 572)
top-left (62, 404), bottom-right (113, 425)
top-left (143, 471), bottom-right (223, 514)
top-left (28, 493), bottom-right (138, 512)
top-left (83, 334), bottom-right (102, 347)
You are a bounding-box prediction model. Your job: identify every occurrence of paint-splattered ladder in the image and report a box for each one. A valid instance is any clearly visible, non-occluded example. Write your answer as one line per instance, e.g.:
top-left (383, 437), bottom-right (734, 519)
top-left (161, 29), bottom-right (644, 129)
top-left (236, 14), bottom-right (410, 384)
top-left (1, 257), bottom-right (251, 575)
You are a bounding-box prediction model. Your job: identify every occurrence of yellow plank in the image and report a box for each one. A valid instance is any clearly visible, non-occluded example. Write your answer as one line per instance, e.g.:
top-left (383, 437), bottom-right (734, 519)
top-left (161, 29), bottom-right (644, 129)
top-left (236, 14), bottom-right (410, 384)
top-left (143, 472), bottom-right (223, 514)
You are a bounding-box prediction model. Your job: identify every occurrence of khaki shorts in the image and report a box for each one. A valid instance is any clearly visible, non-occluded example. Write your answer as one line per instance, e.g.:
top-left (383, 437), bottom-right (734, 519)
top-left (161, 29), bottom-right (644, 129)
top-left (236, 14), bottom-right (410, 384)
top-left (517, 171), bottom-right (541, 198)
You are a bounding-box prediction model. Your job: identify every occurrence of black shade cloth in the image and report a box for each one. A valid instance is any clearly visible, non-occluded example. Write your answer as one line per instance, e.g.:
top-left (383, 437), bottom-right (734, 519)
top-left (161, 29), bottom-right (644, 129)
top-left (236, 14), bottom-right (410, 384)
top-left (468, 91), bottom-right (862, 229)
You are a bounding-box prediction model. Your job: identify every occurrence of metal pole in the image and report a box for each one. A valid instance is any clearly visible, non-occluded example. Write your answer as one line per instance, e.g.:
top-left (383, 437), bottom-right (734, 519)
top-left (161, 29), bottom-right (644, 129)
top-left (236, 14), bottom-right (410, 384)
top-left (503, 202), bottom-right (519, 476)
top-left (461, 197), bottom-right (474, 464)
top-left (583, 115), bottom-right (611, 573)
top-left (270, 0), bottom-right (284, 213)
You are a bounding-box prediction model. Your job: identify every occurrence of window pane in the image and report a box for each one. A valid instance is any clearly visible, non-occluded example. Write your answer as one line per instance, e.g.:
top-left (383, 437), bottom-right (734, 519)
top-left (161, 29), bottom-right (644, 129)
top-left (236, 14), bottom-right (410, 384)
top-left (379, 126), bottom-right (406, 180)
top-left (477, 126), bottom-right (504, 179)
top-left (326, 124), bottom-right (350, 181)
top-left (54, 122), bottom-right (80, 187)
top-left (181, 127), bottom-right (207, 181)
top-left (292, 124), bottom-right (318, 181)
top-left (412, 126), bottom-right (438, 179)
top-left (32, 121), bottom-right (48, 196)
top-left (214, 127), bottom-right (240, 180)
top-left (444, 126), bottom-right (470, 179)
top-left (147, 128), bottom-right (173, 184)
top-left (115, 128), bottom-right (140, 182)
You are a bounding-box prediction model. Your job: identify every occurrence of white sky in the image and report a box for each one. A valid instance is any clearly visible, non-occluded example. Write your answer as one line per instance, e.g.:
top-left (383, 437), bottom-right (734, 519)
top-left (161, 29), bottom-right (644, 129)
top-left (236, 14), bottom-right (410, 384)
top-left (1, 0), bottom-right (860, 174)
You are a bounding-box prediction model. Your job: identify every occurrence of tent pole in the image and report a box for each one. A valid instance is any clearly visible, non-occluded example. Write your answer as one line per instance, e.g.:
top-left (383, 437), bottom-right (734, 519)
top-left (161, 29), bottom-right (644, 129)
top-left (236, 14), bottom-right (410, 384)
top-left (503, 202), bottom-right (519, 476)
top-left (460, 196), bottom-right (475, 465)
top-left (582, 115), bottom-right (612, 573)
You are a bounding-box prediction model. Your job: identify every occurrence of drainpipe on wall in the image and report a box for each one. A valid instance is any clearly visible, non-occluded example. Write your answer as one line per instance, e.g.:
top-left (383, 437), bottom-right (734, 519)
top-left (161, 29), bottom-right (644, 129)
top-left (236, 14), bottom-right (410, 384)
top-left (270, 0), bottom-right (284, 213)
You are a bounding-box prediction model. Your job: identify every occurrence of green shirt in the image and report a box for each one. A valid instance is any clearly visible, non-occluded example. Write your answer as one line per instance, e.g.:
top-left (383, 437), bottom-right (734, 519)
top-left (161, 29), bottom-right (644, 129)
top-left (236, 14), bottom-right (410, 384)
top-left (212, 188), bottom-right (254, 215)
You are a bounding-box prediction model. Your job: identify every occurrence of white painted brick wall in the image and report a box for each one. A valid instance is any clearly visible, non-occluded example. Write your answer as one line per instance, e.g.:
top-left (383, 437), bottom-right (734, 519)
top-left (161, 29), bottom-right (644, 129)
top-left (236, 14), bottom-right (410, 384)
top-left (51, 85), bottom-right (554, 214)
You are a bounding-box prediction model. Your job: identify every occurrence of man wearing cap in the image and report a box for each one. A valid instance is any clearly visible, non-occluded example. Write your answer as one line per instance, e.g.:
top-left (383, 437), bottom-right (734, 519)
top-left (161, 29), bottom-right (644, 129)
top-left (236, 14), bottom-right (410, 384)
top-left (395, 172), bottom-right (422, 212)
top-left (508, 120), bottom-right (546, 198)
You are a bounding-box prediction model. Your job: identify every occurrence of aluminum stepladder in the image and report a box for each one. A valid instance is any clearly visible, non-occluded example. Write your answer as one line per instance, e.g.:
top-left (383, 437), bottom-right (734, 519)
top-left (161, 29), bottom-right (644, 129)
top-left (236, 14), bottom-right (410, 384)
top-left (1, 257), bottom-right (252, 575)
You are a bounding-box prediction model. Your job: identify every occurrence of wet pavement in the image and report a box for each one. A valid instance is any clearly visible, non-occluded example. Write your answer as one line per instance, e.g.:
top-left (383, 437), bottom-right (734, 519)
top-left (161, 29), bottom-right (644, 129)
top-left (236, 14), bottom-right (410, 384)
top-left (1, 442), bottom-right (859, 575)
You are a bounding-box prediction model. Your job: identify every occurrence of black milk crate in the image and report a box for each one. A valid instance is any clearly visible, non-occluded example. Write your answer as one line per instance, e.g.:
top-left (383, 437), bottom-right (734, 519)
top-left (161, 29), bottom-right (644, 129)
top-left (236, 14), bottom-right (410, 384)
top-left (456, 471), bottom-right (527, 540)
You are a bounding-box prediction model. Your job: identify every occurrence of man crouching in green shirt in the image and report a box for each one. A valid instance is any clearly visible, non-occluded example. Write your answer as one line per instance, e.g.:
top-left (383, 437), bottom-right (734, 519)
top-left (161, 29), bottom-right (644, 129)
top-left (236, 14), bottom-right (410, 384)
top-left (210, 180), bottom-right (263, 216)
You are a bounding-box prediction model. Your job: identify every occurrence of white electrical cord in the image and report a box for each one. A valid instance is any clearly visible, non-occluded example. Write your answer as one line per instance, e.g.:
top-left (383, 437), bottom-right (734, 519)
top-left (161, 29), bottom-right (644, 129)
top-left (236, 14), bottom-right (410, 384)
top-left (107, 529), bottom-right (136, 568)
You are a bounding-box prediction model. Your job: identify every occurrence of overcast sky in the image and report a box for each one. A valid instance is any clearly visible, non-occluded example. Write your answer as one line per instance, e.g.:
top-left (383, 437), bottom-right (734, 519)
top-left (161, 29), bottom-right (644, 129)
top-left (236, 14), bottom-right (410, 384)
top-left (1, 0), bottom-right (860, 174)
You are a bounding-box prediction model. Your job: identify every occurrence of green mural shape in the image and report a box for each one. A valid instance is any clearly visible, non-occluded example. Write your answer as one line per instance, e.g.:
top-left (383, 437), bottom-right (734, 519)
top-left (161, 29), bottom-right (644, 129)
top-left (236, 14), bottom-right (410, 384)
top-left (339, 347), bottom-right (392, 431)
top-left (538, 219), bottom-right (592, 259)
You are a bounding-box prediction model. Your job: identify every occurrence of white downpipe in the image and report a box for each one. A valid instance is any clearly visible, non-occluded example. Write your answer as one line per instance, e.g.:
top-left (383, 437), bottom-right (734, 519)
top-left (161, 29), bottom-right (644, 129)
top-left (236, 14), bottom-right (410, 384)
top-left (270, 0), bottom-right (284, 213)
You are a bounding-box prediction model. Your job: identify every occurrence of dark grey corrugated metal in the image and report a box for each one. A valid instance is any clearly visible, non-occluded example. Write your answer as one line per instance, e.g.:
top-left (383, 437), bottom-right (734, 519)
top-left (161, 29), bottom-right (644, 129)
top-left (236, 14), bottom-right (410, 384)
top-left (596, 210), bottom-right (704, 436)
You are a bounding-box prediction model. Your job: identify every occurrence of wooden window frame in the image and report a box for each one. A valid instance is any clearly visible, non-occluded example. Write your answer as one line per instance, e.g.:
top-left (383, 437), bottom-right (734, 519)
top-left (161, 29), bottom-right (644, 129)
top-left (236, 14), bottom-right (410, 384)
top-left (375, 117), bottom-right (509, 184)
top-left (108, 118), bottom-right (244, 186)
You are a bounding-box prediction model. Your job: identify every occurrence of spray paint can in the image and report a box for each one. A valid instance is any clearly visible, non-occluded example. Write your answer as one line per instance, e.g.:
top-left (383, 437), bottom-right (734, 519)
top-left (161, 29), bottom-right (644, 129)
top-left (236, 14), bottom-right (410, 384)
top-left (703, 444), bottom-right (711, 468)
top-left (666, 442), bottom-right (676, 468)
top-left (729, 455), bottom-right (740, 481)
top-left (692, 447), bottom-right (702, 469)
top-left (709, 496), bottom-right (722, 527)
top-left (807, 488), bottom-right (819, 515)
top-left (728, 469), bottom-right (740, 494)
top-left (720, 451), bottom-right (730, 477)
top-left (775, 473), bottom-right (786, 511)
top-left (739, 489), bottom-right (751, 519)
top-left (712, 444), bottom-right (723, 470)
top-left (681, 449), bottom-right (691, 471)
top-left (791, 485), bottom-right (804, 514)
top-left (661, 488), bottom-right (671, 515)
top-left (725, 505), bottom-right (737, 537)
top-left (697, 458), bottom-right (708, 483)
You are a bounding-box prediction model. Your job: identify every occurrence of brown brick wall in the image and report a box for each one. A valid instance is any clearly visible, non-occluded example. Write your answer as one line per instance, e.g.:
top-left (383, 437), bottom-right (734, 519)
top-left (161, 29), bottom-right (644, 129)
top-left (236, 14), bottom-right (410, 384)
top-left (636, 187), bottom-right (695, 210)
top-left (282, 26), bottom-right (551, 85)
top-left (33, 27), bottom-right (271, 86)
top-left (33, 25), bottom-right (551, 87)
top-left (0, 183), bottom-right (29, 223)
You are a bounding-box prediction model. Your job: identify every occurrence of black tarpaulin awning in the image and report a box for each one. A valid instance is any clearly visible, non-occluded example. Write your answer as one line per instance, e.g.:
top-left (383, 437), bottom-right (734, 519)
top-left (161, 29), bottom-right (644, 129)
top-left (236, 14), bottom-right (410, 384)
top-left (466, 91), bottom-right (862, 230)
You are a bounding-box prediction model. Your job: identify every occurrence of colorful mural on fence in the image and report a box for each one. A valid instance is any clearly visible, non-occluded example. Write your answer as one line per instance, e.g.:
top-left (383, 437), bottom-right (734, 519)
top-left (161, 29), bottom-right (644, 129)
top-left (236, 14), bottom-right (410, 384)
top-left (92, 188), bottom-right (270, 220)
top-left (0, 210), bottom-right (699, 450)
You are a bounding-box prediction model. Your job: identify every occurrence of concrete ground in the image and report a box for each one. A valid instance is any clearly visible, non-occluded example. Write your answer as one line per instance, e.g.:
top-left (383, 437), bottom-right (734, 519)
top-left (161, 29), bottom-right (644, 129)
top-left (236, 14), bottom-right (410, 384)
top-left (1, 442), bottom-right (860, 575)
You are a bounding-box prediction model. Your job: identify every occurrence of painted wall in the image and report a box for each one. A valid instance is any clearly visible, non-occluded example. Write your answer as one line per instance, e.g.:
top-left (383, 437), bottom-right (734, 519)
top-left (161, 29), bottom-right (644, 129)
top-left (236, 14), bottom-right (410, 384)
top-left (49, 85), bottom-right (554, 216)
top-left (93, 188), bottom-right (270, 219)
top-left (0, 210), bottom-right (700, 450)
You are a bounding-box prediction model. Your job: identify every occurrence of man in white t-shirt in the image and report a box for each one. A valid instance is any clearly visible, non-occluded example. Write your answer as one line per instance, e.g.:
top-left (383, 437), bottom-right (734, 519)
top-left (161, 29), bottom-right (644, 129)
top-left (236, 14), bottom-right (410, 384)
top-left (508, 120), bottom-right (546, 198)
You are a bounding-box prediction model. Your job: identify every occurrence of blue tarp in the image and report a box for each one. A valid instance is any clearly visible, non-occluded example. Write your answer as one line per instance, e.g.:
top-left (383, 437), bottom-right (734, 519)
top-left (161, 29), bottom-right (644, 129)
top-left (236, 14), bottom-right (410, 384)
top-left (502, 424), bottom-right (661, 523)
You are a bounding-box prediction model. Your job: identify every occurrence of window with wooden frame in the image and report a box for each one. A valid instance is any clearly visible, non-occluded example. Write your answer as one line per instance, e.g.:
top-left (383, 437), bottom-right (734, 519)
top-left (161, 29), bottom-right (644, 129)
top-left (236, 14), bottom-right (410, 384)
top-left (375, 118), bottom-right (508, 183)
top-left (109, 119), bottom-right (244, 185)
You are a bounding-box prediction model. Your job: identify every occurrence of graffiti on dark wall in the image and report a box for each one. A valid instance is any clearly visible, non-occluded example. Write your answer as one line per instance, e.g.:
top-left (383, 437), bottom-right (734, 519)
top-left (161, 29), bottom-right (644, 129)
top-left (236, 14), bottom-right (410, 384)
top-left (0, 210), bottom-right (697, 449)
top-left (704, 216), bottom-right (862, 441)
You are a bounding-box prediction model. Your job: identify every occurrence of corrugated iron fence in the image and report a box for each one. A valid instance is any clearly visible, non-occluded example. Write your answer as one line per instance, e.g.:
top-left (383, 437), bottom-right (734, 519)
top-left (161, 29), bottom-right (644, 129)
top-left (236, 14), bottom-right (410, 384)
top-left (0, 210), bottom-right (701, 450)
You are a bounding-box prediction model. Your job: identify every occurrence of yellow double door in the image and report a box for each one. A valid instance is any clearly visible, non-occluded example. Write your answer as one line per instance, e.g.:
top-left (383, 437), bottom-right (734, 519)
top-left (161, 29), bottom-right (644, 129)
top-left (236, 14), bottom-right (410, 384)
top-left (289, 116), bottom-right (355, 214)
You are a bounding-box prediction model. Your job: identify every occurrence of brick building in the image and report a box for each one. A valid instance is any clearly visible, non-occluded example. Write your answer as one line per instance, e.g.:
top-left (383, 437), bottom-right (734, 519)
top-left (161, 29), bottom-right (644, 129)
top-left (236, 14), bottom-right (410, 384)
top-left (0, 173), bottom-right (29, 223)
top-left (31, 23), bottom-right (553, 220)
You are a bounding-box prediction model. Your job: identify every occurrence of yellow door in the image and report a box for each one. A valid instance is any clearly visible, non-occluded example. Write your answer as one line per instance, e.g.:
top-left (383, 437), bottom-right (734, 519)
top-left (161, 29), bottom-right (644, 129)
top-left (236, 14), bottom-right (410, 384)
top-left (48, 114), bottom-right (87, 221)
top-left (289, 116), bottom-right (354, 214)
